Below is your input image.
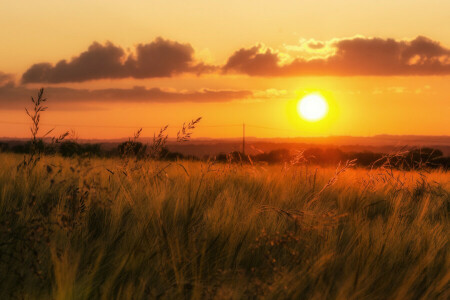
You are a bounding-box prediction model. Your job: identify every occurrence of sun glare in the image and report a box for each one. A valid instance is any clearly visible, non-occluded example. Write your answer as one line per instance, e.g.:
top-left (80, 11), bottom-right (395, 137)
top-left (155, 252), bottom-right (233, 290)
top-left (297, 94), bottom-right (328, 121)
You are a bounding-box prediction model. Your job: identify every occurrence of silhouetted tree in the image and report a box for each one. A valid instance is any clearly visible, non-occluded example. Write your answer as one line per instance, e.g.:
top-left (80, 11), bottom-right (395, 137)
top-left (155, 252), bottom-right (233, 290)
top-left (59, 141), bottom-right (82, 157)
top-left (407, 148), bottom-right (445, 169)
top-left (0, 142), bottom-right (8, 152)
top-left (254, 149), bottom-right (291, 164)
top-left (118, 141), bottom-right (146, 158)
top-left (348, 151), bottom-right (383, 167)
top-left (82, 143), bottom-right (102, 156)
top-left (160, 147), bottom-right (185, 161)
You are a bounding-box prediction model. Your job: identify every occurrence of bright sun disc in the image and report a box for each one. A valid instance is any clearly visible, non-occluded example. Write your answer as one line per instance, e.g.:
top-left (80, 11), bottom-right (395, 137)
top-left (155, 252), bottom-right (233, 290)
top-left (297, 94), bottom-right (328, 121)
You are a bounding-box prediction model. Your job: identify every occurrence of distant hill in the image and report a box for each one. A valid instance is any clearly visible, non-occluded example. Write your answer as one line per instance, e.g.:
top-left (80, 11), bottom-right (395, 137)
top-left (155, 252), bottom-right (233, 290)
top-left (2, 135), bottom-right (449, 156)
top-left (163, 135), bottom-right (450, 157)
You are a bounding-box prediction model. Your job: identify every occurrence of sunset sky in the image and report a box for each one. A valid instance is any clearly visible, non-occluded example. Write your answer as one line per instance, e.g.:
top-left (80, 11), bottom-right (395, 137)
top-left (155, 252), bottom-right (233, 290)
top-left (1, 0), bottom-right (449, 139)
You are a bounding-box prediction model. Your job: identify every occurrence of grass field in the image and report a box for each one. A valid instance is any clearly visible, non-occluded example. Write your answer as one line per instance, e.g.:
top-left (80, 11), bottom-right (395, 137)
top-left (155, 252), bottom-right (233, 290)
top-left (0, 153), bottom-right (449, 299)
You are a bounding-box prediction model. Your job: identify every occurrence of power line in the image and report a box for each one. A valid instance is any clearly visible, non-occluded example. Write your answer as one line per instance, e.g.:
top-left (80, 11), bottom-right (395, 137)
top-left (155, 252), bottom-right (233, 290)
top-left (0, 121), bottom-right (164, 129)
top-left (197, 124), bottom-right (242, 128)
top-left (0, 120), bottom-right (301, 133)
top-left (0, 121), bottom-right (243, 129)
top-left (246, 124), bottom-right (301, 133)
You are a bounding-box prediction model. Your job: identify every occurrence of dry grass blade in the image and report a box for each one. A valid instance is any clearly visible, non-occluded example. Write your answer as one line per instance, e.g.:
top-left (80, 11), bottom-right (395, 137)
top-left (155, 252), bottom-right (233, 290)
top-left (307, 159), bottom-right (357, 204)
top-left (177, 117), bottom-right (202, 142)
top-left (52, 132), bottom-right (70, 144)
top-left (259, 205), bottom-right (348, 230)
top-left (149, 125), bottom-right (168, 158)
top-left (19, 88), bottom-right (69, 169)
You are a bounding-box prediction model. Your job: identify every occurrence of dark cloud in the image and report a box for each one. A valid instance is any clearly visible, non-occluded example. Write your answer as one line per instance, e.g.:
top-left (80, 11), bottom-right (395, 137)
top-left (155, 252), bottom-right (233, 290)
top-left (18, 36), bottom-right (450, 82)
top-left (222, 46), bottom-right (280, 76)
top-left (22, 42), bottom-right (127, 83)
top-left (22, 38), bottom-right (215, 83)
top-left (307, 41), bottom-right (325, 49)
top-left (125, 38), bottom-right (214, 78)
top-left (224, 36), bottom-right (450, 76)
top-left (0, 83), bottom-right (252, 109)
top-left (0, 72), bottom-right (14, 86)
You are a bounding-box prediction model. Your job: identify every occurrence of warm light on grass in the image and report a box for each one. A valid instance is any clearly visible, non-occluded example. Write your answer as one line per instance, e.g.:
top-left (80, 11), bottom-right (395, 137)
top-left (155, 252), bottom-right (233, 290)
top-left (297, 93), bottom-right (328, 121)
top-left (0, 153), bottom-right (448, 298)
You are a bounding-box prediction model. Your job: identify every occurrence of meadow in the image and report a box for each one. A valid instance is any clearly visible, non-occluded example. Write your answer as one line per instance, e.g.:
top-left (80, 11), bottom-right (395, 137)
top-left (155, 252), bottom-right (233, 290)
top-left (0, 152), bottom-right (448, 299)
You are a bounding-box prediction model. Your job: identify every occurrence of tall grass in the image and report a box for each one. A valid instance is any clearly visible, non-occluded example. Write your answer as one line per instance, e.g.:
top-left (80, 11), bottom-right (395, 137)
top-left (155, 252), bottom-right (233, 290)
top-left (0, 152), bottom-right (448, 299)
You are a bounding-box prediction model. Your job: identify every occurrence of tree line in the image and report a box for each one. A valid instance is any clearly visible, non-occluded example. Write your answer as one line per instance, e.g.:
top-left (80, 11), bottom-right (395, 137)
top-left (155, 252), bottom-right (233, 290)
top-left (0, 140), bottom-right (448, 169)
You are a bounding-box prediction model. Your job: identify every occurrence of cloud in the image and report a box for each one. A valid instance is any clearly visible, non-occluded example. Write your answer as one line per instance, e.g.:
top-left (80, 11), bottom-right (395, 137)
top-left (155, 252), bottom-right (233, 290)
top-left (22, 38), bottom-right (215, 83)
top-left (307, 41), bottom-right (325, 50)
top-left (0, 72), bottom-right (14, 86)
top-left (222, 46), bottom-right (281, 76)
top-left (224, 36), bottom-right (450, 76)
top-left (0, 82), bottom-right (253, 109)
top-left (22, 42), bottom-right (127, 83)
top-left (125, 38), bottom-right (215, 78)
top-left (19, 35), bottom-right (450, 82)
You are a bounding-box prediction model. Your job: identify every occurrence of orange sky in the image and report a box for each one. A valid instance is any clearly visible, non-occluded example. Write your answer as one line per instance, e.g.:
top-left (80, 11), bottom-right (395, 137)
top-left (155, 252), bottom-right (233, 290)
top-left (0, 0), bottom-right (449, 139)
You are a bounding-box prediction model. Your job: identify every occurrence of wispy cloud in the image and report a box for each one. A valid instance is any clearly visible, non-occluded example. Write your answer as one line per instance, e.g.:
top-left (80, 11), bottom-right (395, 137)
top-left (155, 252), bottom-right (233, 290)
top-left (0, 83), bottom-right (253, 109)
top-left (0, 72), bottom-right (14, 85)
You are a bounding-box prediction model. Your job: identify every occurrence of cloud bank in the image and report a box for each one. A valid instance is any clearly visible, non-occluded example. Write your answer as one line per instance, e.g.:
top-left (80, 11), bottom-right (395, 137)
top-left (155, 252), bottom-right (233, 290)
top-left (224, 36), bottom-right (450, 76)
top-left (22, 38), bottom-right (215, 83)
top-left (16, 36), bottom-right (450, 84)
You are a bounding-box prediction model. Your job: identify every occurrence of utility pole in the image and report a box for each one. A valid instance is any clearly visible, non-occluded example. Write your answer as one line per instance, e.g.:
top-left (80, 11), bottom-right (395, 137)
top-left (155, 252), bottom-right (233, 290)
top-left (242, 123), bottom-right (245, 155)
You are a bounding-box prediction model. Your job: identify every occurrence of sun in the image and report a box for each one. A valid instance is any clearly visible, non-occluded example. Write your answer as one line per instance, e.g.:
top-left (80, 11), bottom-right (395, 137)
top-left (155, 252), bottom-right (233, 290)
top-left (297, 93), bottom-right (328, 121)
